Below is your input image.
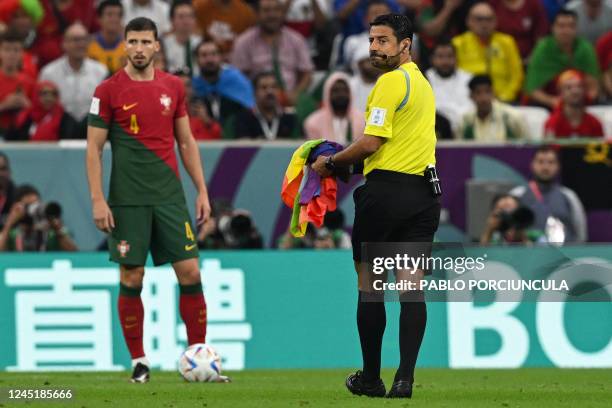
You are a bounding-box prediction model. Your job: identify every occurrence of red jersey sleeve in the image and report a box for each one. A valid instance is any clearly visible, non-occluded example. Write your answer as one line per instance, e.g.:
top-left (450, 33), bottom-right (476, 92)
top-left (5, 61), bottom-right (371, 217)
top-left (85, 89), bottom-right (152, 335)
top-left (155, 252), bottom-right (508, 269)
top-left (88, 81), bottom-right (113, 129)
top-left (174, 77), bottom-right (188, 119)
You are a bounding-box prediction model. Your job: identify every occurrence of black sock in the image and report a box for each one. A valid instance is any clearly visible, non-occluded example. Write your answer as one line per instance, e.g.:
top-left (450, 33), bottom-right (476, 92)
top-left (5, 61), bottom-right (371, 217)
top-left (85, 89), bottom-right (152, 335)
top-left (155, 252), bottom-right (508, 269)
top-left (395, 301), bottom-right (427, 383)
top-left (357, 291), bottom-right (386, 382)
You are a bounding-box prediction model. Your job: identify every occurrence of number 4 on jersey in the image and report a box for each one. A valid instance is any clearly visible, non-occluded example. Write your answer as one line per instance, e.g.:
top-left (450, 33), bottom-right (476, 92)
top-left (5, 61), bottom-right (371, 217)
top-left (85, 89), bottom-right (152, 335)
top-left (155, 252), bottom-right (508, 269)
top-left (130, 114), bottom-right (140, 134)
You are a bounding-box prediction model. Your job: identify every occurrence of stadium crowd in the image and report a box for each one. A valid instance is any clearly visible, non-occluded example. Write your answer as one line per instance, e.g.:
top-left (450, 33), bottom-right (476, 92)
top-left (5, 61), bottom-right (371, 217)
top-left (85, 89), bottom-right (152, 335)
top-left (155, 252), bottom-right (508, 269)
top-left (0, 0), bottom-right (610, 142)
top-left (0, 0), bottom-right (610, 250)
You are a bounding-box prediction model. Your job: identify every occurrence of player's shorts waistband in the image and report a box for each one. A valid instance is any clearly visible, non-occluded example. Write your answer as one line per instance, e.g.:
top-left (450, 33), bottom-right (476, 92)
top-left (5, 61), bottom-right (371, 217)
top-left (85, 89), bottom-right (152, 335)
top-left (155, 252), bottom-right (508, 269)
top-left (365, 169), bottom-right (425, 185)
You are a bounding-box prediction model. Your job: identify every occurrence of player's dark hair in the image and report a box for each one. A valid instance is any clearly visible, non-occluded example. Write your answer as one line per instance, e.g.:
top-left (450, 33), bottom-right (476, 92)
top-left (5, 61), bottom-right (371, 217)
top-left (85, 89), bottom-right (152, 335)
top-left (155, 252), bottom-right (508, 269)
top-left (553, 8), bottom-right (578, 24)
top-left (0, 30), bottom-right (24, 46)
top-left (15, 184), bottom-right (39, 201)
top-left (125, 17), bottom-right (158, 40)
top-left (468, 74), bottom-right (493, 91)
top-left (253, 71), bottom-right (277, 89)
top-left (97, 0), bottom-right (123, 17)
top-left (370, 13), bottom-right (413, 42)
top-left (170, 0), bottom-right (193, 19)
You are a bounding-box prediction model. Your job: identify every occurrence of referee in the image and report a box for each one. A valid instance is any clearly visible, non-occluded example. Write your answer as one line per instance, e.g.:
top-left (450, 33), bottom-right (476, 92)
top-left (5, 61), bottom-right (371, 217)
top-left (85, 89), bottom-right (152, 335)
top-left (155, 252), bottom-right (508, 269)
top-left (312, 14), bottom-right (440, 399)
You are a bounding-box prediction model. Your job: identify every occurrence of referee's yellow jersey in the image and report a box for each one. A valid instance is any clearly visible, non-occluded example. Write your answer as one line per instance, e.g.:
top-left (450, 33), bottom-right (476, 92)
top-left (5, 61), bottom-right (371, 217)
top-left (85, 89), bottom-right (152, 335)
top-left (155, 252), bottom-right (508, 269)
top-left (363, 61), bottom-right (436, 176)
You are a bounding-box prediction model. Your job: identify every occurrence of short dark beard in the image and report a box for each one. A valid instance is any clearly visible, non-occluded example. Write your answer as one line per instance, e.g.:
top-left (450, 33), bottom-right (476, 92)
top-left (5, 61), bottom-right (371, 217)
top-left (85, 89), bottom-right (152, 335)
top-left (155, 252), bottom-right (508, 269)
top-left (128, 56), bottom-right (153, 71)
top-left (201, 66), bottom-right (220, 82)
top-left (435, 67), bottom-right (455, 78)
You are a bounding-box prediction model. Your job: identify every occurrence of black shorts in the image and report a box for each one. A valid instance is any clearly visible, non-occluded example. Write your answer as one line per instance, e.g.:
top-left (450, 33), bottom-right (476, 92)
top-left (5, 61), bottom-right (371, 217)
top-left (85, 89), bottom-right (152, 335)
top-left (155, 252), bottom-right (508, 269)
top-left (352, 170), bottom-right (441, 262)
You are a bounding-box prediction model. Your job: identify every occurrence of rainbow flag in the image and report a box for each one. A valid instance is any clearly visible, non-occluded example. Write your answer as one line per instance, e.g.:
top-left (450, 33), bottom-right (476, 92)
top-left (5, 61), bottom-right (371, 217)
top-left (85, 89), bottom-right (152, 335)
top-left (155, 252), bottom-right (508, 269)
top-left (281, 140), bottom-right (338, 237)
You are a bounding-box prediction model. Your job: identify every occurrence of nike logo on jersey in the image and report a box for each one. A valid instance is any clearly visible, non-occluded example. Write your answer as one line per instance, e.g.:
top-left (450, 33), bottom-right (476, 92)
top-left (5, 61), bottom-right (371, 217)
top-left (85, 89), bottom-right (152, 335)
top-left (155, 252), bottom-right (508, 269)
top-left (122, 103), bottom-right (138, 111)
top-left (185, 244), bottom-right (197, 251)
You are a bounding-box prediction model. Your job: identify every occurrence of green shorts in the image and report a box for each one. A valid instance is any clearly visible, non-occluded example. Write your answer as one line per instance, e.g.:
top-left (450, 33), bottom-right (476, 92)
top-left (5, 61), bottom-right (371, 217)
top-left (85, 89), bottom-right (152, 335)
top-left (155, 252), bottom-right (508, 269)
top-left (108, 202), bottom-right (199, 266)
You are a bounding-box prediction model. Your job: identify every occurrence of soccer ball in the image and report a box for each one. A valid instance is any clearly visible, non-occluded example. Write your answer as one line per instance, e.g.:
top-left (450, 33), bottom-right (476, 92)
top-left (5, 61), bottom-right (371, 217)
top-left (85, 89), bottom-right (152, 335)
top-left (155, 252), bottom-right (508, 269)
top-left (178, 343), bottom-right (222, 382)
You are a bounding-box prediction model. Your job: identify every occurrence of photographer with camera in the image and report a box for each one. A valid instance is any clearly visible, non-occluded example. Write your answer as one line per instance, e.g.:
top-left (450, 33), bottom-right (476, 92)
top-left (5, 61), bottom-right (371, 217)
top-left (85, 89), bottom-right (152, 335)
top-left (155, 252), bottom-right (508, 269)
top-left (0, 184), bottom-right (77, 252)
top-left (480, 194), bottom-right (545, 245)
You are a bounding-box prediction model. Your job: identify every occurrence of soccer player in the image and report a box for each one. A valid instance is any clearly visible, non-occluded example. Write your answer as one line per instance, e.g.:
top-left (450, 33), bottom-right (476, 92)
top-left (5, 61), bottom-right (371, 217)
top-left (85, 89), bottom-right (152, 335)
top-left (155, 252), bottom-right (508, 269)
top-left (86, 17), bottom-right (211, 383)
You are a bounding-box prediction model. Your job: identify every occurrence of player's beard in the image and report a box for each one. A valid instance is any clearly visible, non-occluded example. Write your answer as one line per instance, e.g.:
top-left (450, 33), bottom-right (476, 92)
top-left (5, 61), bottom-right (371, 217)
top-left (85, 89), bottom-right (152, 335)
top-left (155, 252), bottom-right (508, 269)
top-left (128, 54), bottom-right (153, 71)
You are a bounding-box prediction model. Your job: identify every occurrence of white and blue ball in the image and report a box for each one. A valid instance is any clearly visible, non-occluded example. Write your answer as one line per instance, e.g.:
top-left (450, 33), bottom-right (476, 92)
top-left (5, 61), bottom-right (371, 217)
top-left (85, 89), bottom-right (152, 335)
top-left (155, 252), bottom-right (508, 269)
top-left (178, 343), bottom-right (222, 382)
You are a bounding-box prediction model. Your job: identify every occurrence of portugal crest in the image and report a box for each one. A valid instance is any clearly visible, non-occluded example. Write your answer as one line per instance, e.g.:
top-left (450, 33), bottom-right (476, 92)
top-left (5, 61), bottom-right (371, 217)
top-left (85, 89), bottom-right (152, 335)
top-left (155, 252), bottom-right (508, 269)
top-left (160, 93), bottom-right (172, 115)
top-left (117, 240), bottom-right (130, 258)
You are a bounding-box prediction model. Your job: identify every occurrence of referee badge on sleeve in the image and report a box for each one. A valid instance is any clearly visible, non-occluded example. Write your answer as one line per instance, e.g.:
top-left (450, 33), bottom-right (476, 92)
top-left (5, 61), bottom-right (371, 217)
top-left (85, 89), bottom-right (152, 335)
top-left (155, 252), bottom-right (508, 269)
top-left (368, 107), bottom-right (386, 127)
top-left (90, 97), bottom-right (100, 115)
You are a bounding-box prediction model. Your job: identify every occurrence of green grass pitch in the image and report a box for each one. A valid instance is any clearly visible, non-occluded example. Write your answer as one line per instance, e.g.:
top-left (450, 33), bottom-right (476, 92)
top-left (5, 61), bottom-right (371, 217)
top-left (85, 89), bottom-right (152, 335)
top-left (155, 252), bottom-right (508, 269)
top-left (1, 369), bottom-right (611, 407)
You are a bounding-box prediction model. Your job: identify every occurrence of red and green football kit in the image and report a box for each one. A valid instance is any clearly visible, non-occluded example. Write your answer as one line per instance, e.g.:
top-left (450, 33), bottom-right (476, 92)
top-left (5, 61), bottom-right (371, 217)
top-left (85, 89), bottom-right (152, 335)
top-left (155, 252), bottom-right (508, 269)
top-left (88, 68), bottom-right (198, 266)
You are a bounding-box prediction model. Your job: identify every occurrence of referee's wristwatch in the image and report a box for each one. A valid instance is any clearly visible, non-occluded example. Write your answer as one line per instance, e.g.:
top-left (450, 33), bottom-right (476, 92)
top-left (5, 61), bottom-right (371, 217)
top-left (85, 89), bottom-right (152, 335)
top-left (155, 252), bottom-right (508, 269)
top-left (324, 155), bottom-right (336, 172)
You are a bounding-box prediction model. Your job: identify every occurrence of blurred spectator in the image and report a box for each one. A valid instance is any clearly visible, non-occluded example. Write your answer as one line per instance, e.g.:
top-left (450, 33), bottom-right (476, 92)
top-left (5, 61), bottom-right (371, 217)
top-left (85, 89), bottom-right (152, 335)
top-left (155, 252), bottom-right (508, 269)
top-left (335, 0), bottom-right (400, 37)
top-left (39, 22), bottom-right (108, 139)
top-left (349, 46), bottom-right (379, 113)
top-left (596, 31), bottom-right (612, 101)
top-left (479, 193), bottom-right (544, 245)
top-left (321, 209), bottom-right (351, 248)
top-left (122, 0), bottom-right (171, 36)
top-left (231, 0), bottom-right (314, 106)
top-left (342, 0), bottom-right (390, 69)
top-left (0, 152), bottom-right (16, 230)
top-left (0, 0), bottom-right (43, 28)
top-left (31, 0), bottom-right (97, 68)
top-left (525, 9), bottom-right (600, 109)
top-left (452, 2), bottom-right (523, 102)
top-left (543, 69), bottom-right (604, 138)
top-left (304, 72), bottom-right (364, 144)
top-left (189, 96), bottom-right (223, 140)
top-left (194, 0), bottom-right (257, 56)
top-left (0, 30), bottom-right (34, 138)
top-left (458, 75), bottom-right (527, 140)
top-left (0, 184), bottom-right (77, 251)
top-left (234, 72), bottom-right (300, 139)
top-left (566, 0), bottom-right (612, 44)
top-left (87, 0), bottom-right (125, 74)
top-left (426, 41), bottom-right (472, 132)
top-left (418, 0), bottom-right (479, 42)
top-left (192, 40), bottom-right (254, 126)
top-left (435, 112), bottom-right (454, 139)
top-left (220, 210), bottom-right (264, 249)
top-left (510, 146), bottom-right (587, 243)
top-left (2, 2), bottom-right (42, 78)
top-left (284, 0), bottom-right (329, 39)
top-left (173, 68), bottom-right (222, 140)
top-left (283, 0), bottom-right (333, 69)
top-left (7, 80), bottom-right (77, 141)
top-left (490, 0), bottom-right (549, 60)
top-left (162, 0), bottom-right (201, 76)
top-left (197, 197), bottom-right (233, 249)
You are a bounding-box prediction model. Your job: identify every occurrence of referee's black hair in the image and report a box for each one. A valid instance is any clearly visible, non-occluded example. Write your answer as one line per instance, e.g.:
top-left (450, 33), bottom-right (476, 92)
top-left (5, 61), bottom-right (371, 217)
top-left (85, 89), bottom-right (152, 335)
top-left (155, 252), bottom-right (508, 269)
top-left (468, 74), bottom-right (493, 91)
top-left (125, 17), bottom-right (158, 40)
top-left (370, 13), bottom-right (414, 42)
top-left (97, 0), bottom-right (123, 17)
